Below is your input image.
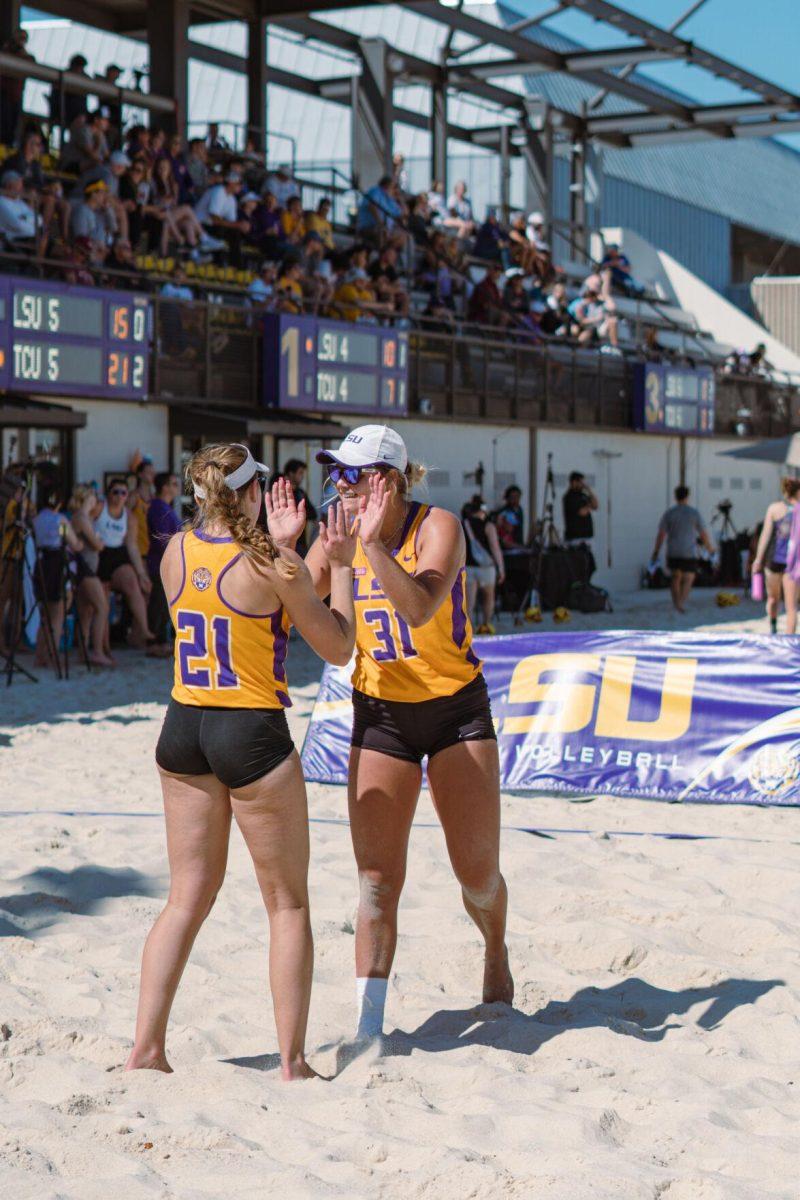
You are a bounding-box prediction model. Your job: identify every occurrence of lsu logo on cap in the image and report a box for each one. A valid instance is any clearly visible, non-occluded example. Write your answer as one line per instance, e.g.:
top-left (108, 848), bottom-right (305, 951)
top-left (345, 433), bottom-right (363, 444)
top-left (192, 566), bottom-right (212, 592)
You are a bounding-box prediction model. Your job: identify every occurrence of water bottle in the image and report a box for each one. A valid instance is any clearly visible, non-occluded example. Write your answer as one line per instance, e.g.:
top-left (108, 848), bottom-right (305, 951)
top-left (750, 572), bottom-right (764, 602)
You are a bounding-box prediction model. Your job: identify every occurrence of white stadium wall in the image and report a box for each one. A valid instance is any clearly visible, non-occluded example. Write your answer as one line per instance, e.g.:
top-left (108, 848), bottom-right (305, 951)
top-left (689, 437), bottom-right (778, 538)
top-left (65, 399), bottom-right (169, 485)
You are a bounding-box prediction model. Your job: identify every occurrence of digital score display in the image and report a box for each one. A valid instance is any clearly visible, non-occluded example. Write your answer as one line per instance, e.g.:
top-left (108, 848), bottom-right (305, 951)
top-left (263, 314), bottom-right (408, 416)
top-left (634, 362), bottom-right (715, 436)
top-left (0, 276), bottom-right (150, 400)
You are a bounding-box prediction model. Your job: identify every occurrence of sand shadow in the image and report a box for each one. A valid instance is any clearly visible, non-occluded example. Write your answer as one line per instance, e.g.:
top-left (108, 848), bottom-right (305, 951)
top-left (222, 1052), bottom-right (282, 1072)
top-left (0, 864), bottom-right (160, 937)
top-left (383, 975), bottom-right (784, 1058)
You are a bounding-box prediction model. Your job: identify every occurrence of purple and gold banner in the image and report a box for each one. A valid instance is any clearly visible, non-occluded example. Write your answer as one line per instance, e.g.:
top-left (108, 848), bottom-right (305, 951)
top-left (301, 631), bottom-right (800, 805)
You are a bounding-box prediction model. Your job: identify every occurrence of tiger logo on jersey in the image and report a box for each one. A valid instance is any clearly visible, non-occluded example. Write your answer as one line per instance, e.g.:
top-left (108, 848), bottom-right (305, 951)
top-left (192, 566), bottom-right (213, 592)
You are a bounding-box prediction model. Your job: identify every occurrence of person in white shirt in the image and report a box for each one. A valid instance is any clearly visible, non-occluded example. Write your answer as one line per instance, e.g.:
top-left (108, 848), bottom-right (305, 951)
top-left (0, 170), bottom-right (38, 247)
top-left (263, 164), bottom-right (297, 207)
top-left (194, 175), bottom-right (248, 264)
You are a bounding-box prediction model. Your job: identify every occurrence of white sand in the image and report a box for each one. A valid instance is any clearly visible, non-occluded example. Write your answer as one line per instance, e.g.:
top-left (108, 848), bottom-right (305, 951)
top-left (0, 590), bottom-right (798, 1200)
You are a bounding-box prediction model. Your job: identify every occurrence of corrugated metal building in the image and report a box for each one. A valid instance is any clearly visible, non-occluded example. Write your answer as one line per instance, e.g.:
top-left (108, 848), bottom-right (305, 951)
top-left (19, 2), bottom-right (800, 296)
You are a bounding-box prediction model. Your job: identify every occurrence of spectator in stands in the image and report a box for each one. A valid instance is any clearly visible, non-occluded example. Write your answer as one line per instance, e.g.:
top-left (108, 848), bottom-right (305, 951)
top-left (526, 212), bottom-right (552, 280)
top-left (161, 264), bottom-right (194, 301)
top-left (193, 173), bottom-right (248, 265)
top-left (539, 280), bottom-right (571, 337)
top-left (462, 497), bottom-right (504, 635)
top-left (185, 138), bottom-right (209, 200)
top-left (444, 179), bottom-right (475, 239)
top-left (280, 194), bottom-right (305, 247)
top-left (247, 260), bottom-right (277, 309)
top-left (369, 244), bottom-right (409, 318)
top-left (727, 341), bottom-right (770, 376)
top-left (146, 471), bottom-right (181, 656)
top-left (70, 179), bottom-right (114, 264)
top-left (0, 28), bottom-right (32, 147)
top-left (164, 132), bottom-right (193, 204)
top-left (205, 122), bottom-right (228, 154)
top-left (150, 154), bottom-right (208, 255)
top-left (356, 175), bottom-right (405, 245)
top-left (651, 485), bottom-right (713, 613)
top-left (106, 236), bottom-right (142, 284)
top-left (245, 189), bottom-right (282, 258)
top-left (474, 210), bottom-right (511, 269)
top-left (392, 151), bottom-right (409, 193)
top-left (503, 270), bottom-right (538, 337)
top-left (427, 180), bottom-right (446, 224)
top-left (276, 257), bottom-right (304, 314)
top-left (118, 157), bottom-right (150, 249)
top-left (61, 236), bottom-right (95, 286)
top-left (264, 163), bottom-right (297, 207)
top-left (63, 54), bottom-right (90, 127)
top-left (69, 107), bottom-right (112, 174)
top-left (467, 262), bottom-right (507, 329)
top-left (600, 243), bottom-right (645, 298)
top-left (0, 170), bottom-right (38, 252)
top-left (407, 193), bottom-right (431, 245)
top-left (641, 324), bottom-right (667, 362)
top-left (305, 197), bottom-right (334, 252)
top-left (563, 471), bottom-right (598, 549)
top-left (74, 148), bottom-right (131, 243)
top-left (299, 233), bottom-right (333, 307)
top-left (508, 212), bottom-right (538, 275)
top-left (98, 64), bottom-right (123, 145)
top-left (6, 129), bottom-right (70, 254)
top-left (569, 274), bottom-right (620, 352)
top-left (332, 246), bottom-right (391, 323)
top-left (146, 128), bottom-right (166, 168)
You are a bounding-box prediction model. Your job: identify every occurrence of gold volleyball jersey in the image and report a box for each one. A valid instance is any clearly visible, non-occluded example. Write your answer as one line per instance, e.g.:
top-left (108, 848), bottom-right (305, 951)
top-left (352, 502), bottom-right (481, 702)
top-left (130, 494), bottom-right (150, 557)
top-left (170, 531), bottom-right (291, 709)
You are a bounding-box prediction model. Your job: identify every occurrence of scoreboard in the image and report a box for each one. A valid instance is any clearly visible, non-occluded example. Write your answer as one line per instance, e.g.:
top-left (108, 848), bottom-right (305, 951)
top-left (0, 275), bottom-right (150, 400)
top-left (633, 362), bottom-right (715, 436)
top-left (263, 314), bottom-right (408, 415)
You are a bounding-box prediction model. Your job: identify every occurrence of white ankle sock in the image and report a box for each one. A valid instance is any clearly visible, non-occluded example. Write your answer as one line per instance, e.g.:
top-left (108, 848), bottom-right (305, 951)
top-left (355, 976), bottom-right (387, 1038)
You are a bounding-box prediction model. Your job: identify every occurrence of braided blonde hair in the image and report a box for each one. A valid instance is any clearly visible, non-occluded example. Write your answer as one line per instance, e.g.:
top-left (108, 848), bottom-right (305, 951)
top-left (187, 443), bottom-right (297, 579)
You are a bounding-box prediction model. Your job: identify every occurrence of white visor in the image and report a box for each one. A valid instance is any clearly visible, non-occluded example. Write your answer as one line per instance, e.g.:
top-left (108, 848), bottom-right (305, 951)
top-left (193, 444), bottom-right (268, 500)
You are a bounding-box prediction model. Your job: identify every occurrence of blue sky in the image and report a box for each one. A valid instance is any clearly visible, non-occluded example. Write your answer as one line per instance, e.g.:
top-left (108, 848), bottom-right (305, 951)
top-left (514, 0), bottom-right (800, 150)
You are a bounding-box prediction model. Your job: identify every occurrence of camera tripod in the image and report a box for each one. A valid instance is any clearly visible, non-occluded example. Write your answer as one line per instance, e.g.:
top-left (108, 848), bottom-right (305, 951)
top-left (514, 453), bottom-right (562, 623)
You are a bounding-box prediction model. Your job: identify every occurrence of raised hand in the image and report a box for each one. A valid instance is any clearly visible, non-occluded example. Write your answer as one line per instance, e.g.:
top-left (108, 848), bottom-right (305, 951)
top-left (318, 501), bottom-right (357, 567)
top-left (265, 477), bottom-right (306, 547)
top-left (357, 472), bottom-right (390, 546)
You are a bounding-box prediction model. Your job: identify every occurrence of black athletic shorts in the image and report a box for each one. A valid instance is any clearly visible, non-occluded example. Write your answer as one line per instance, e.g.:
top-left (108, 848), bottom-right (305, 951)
top-left (768, 560), bottom-right (786, 575)
top-left (667, 556), bottom-right (699, 573)
top-left (98, 545), bottom-right (131, 582)
top-left (351, 673), bottom-right (496, 765)
top-left (155, 699), bottom-right (295, 789)
top-left (35, 548), bottom-right (64, 603)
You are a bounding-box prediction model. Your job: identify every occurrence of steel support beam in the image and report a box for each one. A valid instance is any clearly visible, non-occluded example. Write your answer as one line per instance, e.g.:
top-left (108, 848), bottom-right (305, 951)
top-left (352, 39), bottom-right (395, 190)
top-left (431, 78), bottom-right (448, 191)
top-left (147, 0), bottom-right (189, 134)
top-left (520, 99), bottom-right (553, 232)
top-left (246, 17), bottom-right (268, 149)
top-left (0, 0), bottom-right (21, 44)
top-left (564, 46), bottom-right (681, 72)
top-left (569, 138), bottom-right (587, 260)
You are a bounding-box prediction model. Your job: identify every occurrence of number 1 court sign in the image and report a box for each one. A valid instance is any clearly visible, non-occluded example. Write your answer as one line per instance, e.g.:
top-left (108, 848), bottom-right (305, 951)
top-left (301, 631), bottom-right (800, 806)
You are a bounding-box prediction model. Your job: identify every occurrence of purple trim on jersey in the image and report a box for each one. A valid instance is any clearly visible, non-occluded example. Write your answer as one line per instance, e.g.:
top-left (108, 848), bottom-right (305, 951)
top-left (270, 610), bottom-right (291, 706)
top-left (216, 552), bottom-right (279, 619)
top-left (391, 501), bottom-right (420, 558)
top-left (194, 529), bottom-right (234, 543)
top-left (168, 533), bottom-right (187, 607)
top-left (466, 645), bottom-right (480, 668)
top-left (451, 569), bottom-right (468, 648)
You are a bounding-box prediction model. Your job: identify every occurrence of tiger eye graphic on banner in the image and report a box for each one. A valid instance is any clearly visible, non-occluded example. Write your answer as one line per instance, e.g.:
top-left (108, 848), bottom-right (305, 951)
top-left (301, 631), bottom-right (800, 805)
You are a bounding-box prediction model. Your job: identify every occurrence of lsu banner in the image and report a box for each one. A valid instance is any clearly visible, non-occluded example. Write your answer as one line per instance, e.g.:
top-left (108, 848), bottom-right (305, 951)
top-left (301, 631), bottom-right (800, 805)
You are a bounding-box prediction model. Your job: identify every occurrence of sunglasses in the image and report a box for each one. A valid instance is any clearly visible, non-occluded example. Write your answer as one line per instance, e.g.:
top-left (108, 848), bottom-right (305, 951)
top-left (327, 465), bottom-right (382, 486)
top-left (110, 488), bottom-right (128, 497)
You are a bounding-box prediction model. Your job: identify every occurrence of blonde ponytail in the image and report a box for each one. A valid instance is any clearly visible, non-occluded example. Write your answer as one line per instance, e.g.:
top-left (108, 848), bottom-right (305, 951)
top-left (187, 444), bottom-right (297, 579)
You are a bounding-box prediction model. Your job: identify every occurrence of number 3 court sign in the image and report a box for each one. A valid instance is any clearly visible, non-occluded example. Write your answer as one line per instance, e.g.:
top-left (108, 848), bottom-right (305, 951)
top-left (301, 631), bottom-right (800, 806)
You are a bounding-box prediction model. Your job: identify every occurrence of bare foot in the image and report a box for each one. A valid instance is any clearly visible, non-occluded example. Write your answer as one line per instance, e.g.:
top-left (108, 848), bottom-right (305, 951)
top-left (88, 652), bottom-right (115, 667)
top-left (483, 946), bottom-right (514, 1005)
top-left (124, 1049), bottom-right (173, 1073)
top-left (281, 1057), bottom-right (320, 1082)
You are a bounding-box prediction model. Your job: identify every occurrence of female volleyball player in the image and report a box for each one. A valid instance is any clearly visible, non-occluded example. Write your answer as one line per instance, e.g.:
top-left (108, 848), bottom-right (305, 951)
top-left (268, 425), bottom-right (513, 1040)
top-left (126, 442), bottom-right (364, 1081)
top-left (752, 477), bottom-right (800, 634)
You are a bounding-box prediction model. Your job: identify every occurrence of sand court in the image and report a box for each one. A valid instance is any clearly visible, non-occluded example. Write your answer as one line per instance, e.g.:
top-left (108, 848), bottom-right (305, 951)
top-left (0, 593), bottom-right (798, 1199)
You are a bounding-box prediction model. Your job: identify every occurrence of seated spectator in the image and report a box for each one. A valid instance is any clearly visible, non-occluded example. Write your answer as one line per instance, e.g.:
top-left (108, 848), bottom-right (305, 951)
top-left (118, 157), bottom-right (151, 249)
top-left (280, 194), bottom-right (306, 248)
top-left (539, 280), bottom-right (571, 337)
top-left (264, 163), bottom-right (297, 207)
top-left (70, 107), bottom-right (112, 175)
top-left (0, 170), bottom-right (38, 252)
top-left (244, 189), bottom-right (282, 259)
top-left (332, 247), bottom-right (392, 323)
top-left (568, 275), bottom-right (620, 351)
top-left (70, 179), bottom-right (115, 264)
top-left (98, 63), bottom-right (123, 147)
top-left (467, 262), bottom-right (508, 329)
top-left (193, 173), bottom-right (248, 265)
top-left (525, 212), bottom-right (552, 279)
top-left (165, 133), bottom-right (194, 204)
top-left (276, 257), bottom-right (305, 314)
top-left (185, 137), bottom-right (209, 202)
top-left (299, 235), bottom-right (333, 312)
top-left (205, 122), bottom-right (229, 154)
top-left (641, 324), bottom-right (666, 362)
top-left (60, 236), bottom-right (95, 285)
top-left (63, 54), bottom-right (90, 128)
top-left (444, 179), bottom-right (475, 239)
top-left (6, 130), bottom-right (70, 255)
top-left (392, 151), bottom-right (409, 193)
top-left (161, 265), bottom-right (194, 301)
top-left (503, 271), bottom-right (538, 337)
top-left (145, 128), bottom-right (167, 168)
top-left (356, 175), bottom-right (405, 245)
top-left (508, 212), bottom-right (538, 274)
top-left (601, 243), bottom-right (645, 298)
top-left (73, 148), bottom-right (132, 243)
top-left (0, 28), bottom-right (33, 147)
top-left (246, 261), bottom-right (277, 310)
top-left (427, 180), bottom-right (446, 224)
top-left (146, 471), bottom-right (182, 657)
top-left (5, 128), bottom-right (46, 191)
top-left (474, 209), bottom-right (511, 269)
top-left (106, 236), bottom-right (142, 284)
top-left (369, 243), bottom-right (409, 318)
top-left (407, 193), bottom-right (431, 245)
top-left (305, 197), bottom-right (334, 252)
top-left (95, 477), bottom-right (154, 650)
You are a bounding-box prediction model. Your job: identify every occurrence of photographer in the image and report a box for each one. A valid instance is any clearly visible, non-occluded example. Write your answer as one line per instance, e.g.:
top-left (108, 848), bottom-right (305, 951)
top-left (651, 486), bottom-right (714, 613)
top-left (32, 489), bottom-right (82, 670)
top-left (562, 471), bottom-right (598, 548)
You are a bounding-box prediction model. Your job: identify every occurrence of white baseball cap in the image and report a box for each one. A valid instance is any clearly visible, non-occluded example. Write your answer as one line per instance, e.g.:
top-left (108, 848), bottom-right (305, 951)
top-left (317, 424), bottom-right (408, 471)
top-left (527, 211), bottom-right (544, 226)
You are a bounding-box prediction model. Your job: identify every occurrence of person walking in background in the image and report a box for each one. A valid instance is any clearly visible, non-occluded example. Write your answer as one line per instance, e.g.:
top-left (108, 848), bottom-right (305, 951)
top-left (562, 471), bottom-right (598, 548)
top-left (754, 478), bottom-right (800, 633)
top-left (69, 483), bottom-right (114, 667)
top-left (145, 472), bottom-right (182, 657)
top-left (462, 498), bottom-right (505, 635)
top-left (651, 485), bottom-right (714, 614)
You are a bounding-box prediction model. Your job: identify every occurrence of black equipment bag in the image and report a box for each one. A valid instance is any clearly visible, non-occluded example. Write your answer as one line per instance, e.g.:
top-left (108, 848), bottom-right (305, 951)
top-left (538, 547), bottom-right (575, 610)
top-left (718, 537), bottom-right (742, 585)
top-left (568, 581), bottom-right (613, 613)
top-left (565, 542), bottom-right (596, 584)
